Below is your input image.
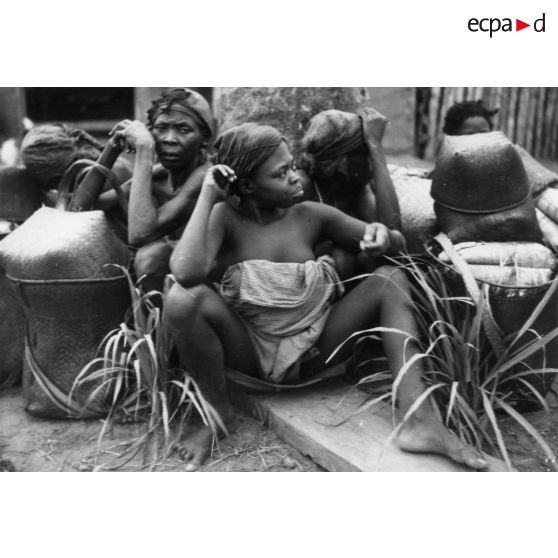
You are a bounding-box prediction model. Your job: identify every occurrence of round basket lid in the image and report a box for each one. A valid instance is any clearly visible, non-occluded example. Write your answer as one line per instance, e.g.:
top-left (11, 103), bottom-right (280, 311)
top-left (0, 207), bottom-right (129, 280)
top-left (431, 131), bottom-right (530, 214)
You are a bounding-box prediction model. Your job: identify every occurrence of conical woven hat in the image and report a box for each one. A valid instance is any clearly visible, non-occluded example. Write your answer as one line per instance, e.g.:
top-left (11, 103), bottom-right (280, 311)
top-left (431, 131), bottom-right (530, 213)
top-left (0, 207), bottom-right (129, 280)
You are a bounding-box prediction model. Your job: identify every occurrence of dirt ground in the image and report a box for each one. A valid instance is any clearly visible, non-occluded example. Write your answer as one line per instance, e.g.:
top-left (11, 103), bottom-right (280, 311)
top-left (2, 382), bottom-right (558, 472)
top-left (0, 387), bottom-right (321, 472)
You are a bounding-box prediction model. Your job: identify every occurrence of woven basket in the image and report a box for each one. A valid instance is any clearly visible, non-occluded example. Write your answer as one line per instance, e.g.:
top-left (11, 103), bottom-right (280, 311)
top-left (427, 239), bottom-right (558, 409)
top-left (0, 207), bottom-right (131, 418)
top-left (431, 132), bottom-right (542, 243)
top-left (434, 197), bottom-right (542, 244)
top-left (11, 276), bottom-right (130, 418)
top-left (431, 132), bottom-right (530, 212)
top-left (0, 207), bottom-right (129, 281)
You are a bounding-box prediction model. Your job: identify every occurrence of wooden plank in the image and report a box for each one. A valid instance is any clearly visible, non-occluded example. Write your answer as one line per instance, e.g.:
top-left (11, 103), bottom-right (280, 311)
top-left (231, 379), bottom-right (507, 472)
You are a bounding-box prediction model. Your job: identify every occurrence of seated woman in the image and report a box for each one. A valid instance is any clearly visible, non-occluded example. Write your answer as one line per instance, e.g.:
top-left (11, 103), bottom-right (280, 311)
top-left (163, 122), bottom-right (490, 472)
top-left (300, 107), bottom-right (402, 278)
top-left (70, 88), bottom-right (215, 293)
top-left (20, 123), bottom-right (133, 208)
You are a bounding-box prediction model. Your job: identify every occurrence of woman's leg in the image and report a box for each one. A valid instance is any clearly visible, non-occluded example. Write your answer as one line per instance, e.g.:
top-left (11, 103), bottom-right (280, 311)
top-left (163, 282), bottom-right (259, 470)
top-left (316, 265), bottom-right (489, 471)
top-left (134, 240), bottom-right (173, 293)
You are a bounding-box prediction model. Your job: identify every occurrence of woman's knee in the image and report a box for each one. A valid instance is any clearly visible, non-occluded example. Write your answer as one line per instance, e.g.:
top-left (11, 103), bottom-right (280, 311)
top-left (163, 283), bottom-right (213, 329)
top-left (364, 265), bottom-right (411, 301)
top-left (134, 242), bottom-right (172, 277)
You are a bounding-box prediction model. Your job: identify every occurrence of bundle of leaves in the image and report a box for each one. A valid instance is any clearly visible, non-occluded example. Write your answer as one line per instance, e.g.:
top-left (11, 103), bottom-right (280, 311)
top-left (339, 256), bottom-right (558, 471)
top-left (70, 270), bottom-right (225, 471)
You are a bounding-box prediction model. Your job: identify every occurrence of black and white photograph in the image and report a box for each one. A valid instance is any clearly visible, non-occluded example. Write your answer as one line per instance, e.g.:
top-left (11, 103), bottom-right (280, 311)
top-left (2, 1), bottom-right (558, 556)
top-left (2, 85), bottom-right (558, 473)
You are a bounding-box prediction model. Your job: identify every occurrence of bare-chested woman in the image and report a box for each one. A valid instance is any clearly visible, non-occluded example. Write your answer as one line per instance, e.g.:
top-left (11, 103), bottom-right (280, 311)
top-left (164, 122), bottom-right (490, 472)
top-left (70, 88), bottom-right (214, 292)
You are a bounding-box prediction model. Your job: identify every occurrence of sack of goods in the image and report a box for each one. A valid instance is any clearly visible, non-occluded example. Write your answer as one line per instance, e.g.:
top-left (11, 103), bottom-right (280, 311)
top-left (0, 167), bottom-right (42, 388)
top-left (388, 164), bottom-right (437, 254)
top-left (0, 207), bottom-right (130, 418)
top-left (515, 145), bottom-right (558, 197)
top-left (431, 237), bottom-right (558, 408)
top-left (431, 131), bottom-right (543, 244)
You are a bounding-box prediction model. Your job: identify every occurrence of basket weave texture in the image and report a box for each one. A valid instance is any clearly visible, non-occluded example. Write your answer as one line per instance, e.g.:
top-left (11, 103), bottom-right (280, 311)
top-left (0, 207), bottom-right (131, 418)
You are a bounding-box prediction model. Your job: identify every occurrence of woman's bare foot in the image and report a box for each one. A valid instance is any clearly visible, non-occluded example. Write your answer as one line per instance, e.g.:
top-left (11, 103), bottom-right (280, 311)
top-left (174, 409), bottom-right (236, 472)
top-left (175, 424), bottom-right (215, 472)
top-left (396, 413), bottom-right (489, 471)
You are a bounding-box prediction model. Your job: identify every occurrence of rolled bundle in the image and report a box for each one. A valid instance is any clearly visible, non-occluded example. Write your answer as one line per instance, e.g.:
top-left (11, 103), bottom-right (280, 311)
top-left (431, 132), bottom-right (542, 244)
top-left (462, 265), bottom-right (554, 287)
top-left (388, 164), bottom-right (437, 253)
top-left (0, 207), bottom-right (130, 418)
top-left (437, 241), bottom-right (557, 270)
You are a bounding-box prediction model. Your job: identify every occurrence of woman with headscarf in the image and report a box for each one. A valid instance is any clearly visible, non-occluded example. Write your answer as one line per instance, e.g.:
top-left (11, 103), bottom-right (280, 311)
top-left (300, 107), bottom-right (402, 277)
top-left (21, 123), bottom-right (133, 207)
top-left (70, 88), bottom-right (215, 293)
top-left (164, 122), bottom-right (491, 473)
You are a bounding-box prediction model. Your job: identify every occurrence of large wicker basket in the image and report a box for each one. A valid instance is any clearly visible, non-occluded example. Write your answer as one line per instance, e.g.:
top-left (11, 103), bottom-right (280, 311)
top-left (0, 207), bottom-right (130, 418)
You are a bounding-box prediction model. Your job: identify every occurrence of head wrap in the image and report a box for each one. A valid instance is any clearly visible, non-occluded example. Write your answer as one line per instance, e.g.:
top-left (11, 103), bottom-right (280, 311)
top-left (215, 123), bottom-right (284, 184)
top-left (147, 88), bottom-right (215, 141)
top-left (302, 109), bottom-right (363, 162)
top-left (21, 124), bottom-right (102, 190)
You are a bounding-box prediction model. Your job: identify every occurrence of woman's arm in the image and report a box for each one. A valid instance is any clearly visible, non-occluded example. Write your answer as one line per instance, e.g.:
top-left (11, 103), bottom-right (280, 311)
top-left (351, 184), bottom-right (376, 222)
top-left (169, 165), bottom-right (236, 287)
top-left (360, 107), bottom-right (402, 231)
top-left (69, 122), bottom-right (128, 212)
top-left (129, 163), bottom-right (210, 246)
top-left (306, 201), bottom-right (404, 257)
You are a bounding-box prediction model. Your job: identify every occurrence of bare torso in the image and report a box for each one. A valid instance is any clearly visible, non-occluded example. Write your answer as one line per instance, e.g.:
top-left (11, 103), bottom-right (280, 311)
top-left (211, 201), bottom-right (338, 280)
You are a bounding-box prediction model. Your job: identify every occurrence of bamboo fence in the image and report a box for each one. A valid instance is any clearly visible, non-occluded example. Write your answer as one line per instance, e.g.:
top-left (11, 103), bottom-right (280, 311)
top-left (417, 87), bottom-right (558, 162)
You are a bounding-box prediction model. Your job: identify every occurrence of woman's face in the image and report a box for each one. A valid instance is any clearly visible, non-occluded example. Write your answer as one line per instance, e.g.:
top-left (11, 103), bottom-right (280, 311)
top-left (151, 105), bottom-right (205, 169)
top-left (456, 116), bottom-right (491, 135)
top-left (247, 142), bottom-right (304, 208)
top-left (314, 144), bottom-right (373, 198)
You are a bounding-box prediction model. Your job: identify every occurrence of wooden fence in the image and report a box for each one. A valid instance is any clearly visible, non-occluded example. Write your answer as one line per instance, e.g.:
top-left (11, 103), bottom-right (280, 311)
top-left (416, 87), bottom-right (558, 162)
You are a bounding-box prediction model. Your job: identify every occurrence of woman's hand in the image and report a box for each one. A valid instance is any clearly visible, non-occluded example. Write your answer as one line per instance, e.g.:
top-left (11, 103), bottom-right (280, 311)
top-left (359, 222), bottom-right (391, 256)
top-left (108, 119), bottom-right (154, 154)
top-left (359, 107), bottom-right (388, 146)
top-left (201, 164), bottom-right (237, 201)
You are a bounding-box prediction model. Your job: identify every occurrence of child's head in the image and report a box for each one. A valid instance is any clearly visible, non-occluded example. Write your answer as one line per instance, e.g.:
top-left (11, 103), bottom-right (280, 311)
top-left (442, 100), bottom-right (498, 136)
top-left (215, 123), bottom-right (303, 207)
top-left (302, 110), bottom-right (371, 196)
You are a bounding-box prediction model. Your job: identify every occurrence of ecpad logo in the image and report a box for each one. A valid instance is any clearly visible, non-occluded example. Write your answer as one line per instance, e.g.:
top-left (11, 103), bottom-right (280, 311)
top-left (468, 13), bottom-right (546, 37)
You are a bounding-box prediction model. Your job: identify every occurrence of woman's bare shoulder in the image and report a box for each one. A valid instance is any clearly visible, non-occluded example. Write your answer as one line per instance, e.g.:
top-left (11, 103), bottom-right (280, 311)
top-left (294, 200), bottom-right (336, 217)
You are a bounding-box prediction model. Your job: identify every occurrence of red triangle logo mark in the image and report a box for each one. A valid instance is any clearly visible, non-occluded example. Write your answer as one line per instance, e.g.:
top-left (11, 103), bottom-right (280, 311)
top-left (516, 19), bottom-right (530, 31)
